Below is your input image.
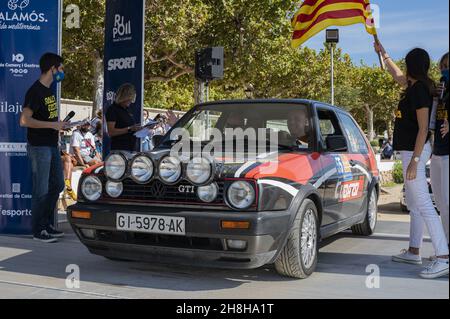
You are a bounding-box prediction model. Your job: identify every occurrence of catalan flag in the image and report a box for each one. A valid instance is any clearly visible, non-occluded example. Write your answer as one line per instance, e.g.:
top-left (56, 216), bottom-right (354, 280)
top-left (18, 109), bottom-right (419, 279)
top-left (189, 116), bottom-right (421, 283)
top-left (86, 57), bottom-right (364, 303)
top-left (291, 0), bottom-right (377, 48)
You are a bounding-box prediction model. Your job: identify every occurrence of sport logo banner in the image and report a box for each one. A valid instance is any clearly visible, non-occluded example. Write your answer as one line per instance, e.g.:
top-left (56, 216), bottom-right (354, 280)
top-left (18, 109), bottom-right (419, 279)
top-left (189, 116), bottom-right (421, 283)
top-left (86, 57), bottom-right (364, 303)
top-left (102, 0), bottom-right (145, 157)
top-left (0, 0), bottom-right (62, 234)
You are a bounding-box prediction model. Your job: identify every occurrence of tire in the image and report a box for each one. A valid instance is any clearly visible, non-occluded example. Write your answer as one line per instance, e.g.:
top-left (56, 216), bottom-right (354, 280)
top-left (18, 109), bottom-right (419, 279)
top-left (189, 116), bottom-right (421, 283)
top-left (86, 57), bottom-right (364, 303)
top-left (351, 187), bottom-right (378, 236)
top-left (275, 199), bottom-right (319, 279)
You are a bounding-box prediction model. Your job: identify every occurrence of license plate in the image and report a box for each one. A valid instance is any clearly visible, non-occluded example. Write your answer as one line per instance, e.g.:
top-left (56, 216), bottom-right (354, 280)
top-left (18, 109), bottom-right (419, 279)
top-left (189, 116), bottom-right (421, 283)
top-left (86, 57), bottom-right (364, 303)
top-left (116, 213), bottom-right (185, 236)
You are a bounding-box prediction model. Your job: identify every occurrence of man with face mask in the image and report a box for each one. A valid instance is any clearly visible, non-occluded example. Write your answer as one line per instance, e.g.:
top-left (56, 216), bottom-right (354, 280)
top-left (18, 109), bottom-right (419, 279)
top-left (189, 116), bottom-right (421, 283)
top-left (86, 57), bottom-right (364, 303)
top-left (20, 53), bottom-right (68, 243)
top-left (70, 121), bottom-right (101, 168)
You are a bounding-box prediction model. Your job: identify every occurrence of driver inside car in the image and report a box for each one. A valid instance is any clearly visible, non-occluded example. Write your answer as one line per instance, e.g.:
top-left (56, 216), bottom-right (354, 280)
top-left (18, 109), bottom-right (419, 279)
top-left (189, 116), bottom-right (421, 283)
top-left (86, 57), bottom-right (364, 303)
top-left (224, 112), bottom-right (246, 130)
top-left (280, 109), bottom-right (310, 148)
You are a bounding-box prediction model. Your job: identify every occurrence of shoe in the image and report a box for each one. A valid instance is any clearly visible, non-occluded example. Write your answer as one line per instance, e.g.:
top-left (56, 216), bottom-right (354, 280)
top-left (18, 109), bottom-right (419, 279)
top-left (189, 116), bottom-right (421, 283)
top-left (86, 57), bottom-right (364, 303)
top-left (420, 259), bottom-right (449, 279)
top-left (392, 249), bottom-right (422, 265)
top-left (46, 224), bottom-right (65, 238)
top-left (65, 179), bottom-right (77, 201)
top-left (33, 230), bottom-right (58, 243)
top-left (66, 188), bottom-right (77, 201)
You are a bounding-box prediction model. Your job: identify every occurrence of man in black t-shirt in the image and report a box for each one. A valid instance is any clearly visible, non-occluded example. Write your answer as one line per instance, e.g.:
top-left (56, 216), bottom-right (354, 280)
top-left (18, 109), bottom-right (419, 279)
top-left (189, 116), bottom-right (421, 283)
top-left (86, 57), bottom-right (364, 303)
top-left (19, 53), bottom-right (68, 243)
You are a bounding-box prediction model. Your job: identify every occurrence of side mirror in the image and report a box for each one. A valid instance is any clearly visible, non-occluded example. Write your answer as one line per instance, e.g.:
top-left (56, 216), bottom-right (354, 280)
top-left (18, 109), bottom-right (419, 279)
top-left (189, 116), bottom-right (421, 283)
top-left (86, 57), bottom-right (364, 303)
top-left (325, 135), bottom-right (348, 152)
top-left (152, 135), bottom-right (164, 148)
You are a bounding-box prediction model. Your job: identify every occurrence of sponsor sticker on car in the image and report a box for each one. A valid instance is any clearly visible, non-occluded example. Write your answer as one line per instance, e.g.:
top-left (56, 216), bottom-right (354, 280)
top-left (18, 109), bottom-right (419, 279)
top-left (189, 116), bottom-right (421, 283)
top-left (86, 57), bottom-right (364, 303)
top-left (336, 176), bottom-right (365, 202)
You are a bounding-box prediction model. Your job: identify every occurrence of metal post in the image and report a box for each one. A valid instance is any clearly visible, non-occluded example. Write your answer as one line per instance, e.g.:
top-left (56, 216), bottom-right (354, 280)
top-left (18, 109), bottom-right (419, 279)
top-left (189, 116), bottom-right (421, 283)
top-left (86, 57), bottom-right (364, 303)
top-left (195, 80), bottom-right (206, 105)
top-left (331, 44), bottom-right (335, 106)
top-left (205, 81), bottom-right (210, 140)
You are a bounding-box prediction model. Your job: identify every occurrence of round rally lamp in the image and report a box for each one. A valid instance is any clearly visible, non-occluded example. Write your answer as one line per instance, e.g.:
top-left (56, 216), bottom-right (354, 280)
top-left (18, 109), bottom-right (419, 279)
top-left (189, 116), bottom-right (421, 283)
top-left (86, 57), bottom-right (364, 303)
top-left (105, 181), bottom-right (123, 198)
top-left (186, 157), bottom-right (213, 185)
top-left (81, 176), bottom-right (102, 202)
top-left (197, 183), bottom-right (219, 203)
top-left (227, 181), bottom-right (256, 210)
top-left (131, 155), bottom-right (154, 184)
top-left (105, 153), bottom-right (127, 181)
top-left (158, 156), bottom-right (182, 184)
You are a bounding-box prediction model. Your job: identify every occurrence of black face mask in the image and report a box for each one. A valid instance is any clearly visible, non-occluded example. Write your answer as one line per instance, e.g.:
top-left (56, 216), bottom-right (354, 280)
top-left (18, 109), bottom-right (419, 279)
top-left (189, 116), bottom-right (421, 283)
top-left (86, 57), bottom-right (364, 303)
top-left (81, 127), bottom-right (89, 133)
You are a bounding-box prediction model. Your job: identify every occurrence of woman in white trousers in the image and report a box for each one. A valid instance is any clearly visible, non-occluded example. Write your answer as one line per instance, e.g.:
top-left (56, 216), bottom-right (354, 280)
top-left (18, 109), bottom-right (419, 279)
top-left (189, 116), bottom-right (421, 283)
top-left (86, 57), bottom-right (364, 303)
top-left (375, 42), bottom-right (449, 279)
top-left (430, 53), bottom-right (449, 248)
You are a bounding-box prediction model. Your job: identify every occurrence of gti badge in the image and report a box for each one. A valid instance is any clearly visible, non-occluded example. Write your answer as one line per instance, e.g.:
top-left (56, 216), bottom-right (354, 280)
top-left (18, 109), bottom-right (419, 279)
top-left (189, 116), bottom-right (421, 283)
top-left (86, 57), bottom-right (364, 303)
top-left (178, 185), bottom-right (195, 194)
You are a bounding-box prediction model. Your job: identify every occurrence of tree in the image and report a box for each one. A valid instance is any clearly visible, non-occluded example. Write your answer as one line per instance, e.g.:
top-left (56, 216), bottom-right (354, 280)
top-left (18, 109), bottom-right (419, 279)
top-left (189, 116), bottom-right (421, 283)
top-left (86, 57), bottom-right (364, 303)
top-left (353, 65), bottom-right (401, 139)
top-left (62, 0), bottom-right (105, 115)
top-left (60, 0), bottom-right (442, 125)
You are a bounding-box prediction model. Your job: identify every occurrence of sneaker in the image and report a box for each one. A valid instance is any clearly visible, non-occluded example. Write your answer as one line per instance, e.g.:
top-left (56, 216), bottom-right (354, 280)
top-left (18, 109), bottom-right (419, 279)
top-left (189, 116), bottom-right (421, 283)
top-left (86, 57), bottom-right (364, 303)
top-left (65, 179), bottom-right (77, 201)
top-left (392, 249), bottom-right (423, 265)
top-left (66, 187), bottom-right (77, 201)
top-left (46, 224), bottom-right (65, 238)
top-left (33, 230), bottom-right (58, 243)
top-left (420, 259), bottom-right (449, 279)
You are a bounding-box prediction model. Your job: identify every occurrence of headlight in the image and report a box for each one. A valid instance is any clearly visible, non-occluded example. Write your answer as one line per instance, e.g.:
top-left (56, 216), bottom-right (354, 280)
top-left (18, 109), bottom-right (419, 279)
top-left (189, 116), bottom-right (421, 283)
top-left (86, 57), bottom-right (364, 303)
top-left (81, 176), bottom-right (102, 201)
top-left (186, 157), bottom-right (212, 185)
top-left (105, 153), bottom-right (127, 181)
top-left (105, 181), bottom-right (123, 198)
top-left (131, 155), bottom-right (154, 183)
top-left (197, 183), bottom-right (219, 203)
top-left (159, 156), bottom-right (182, 184)
top-left (227, 181), bottom-right (256, 210)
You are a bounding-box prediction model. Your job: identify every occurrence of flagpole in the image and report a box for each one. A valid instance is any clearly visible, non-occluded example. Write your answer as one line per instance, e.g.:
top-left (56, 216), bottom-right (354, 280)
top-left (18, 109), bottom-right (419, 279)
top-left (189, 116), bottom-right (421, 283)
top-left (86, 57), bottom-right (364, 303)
top-left (373, 34), bottom-right (385, 70)
top-left (331, 43), bottom-right (335, 105)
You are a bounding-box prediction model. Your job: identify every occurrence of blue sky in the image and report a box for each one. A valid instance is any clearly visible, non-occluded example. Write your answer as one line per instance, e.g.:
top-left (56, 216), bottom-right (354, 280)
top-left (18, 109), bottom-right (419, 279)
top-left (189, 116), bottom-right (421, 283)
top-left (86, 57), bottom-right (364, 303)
top-left (303, 0), bottom-right (450, 65)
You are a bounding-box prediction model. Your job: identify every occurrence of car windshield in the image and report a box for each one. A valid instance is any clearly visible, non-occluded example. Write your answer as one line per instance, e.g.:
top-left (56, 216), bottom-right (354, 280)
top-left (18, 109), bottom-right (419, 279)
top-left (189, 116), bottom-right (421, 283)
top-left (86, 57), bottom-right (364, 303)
top-left (163, 103), bottom-right (312, 151)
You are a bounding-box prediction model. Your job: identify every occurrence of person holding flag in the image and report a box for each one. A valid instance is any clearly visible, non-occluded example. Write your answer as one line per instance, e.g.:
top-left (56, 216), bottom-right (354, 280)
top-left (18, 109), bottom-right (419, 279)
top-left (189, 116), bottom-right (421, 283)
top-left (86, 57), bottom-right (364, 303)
top-left (374, 42), bottom-right (449, 279)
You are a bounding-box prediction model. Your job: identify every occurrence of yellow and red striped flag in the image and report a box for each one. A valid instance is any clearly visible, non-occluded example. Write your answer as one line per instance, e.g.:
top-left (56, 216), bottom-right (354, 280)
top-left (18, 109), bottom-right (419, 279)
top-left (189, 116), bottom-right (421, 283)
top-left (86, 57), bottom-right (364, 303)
top-left (291, 0), bottom-right (377, 48)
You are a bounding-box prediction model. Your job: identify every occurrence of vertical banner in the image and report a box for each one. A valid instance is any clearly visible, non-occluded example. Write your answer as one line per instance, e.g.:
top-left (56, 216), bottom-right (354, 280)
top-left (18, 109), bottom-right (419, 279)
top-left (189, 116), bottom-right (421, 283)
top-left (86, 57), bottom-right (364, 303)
top-left (0, 0), bottom-right (62, 234)
top-left (103, 0), bottom-right (145, 157)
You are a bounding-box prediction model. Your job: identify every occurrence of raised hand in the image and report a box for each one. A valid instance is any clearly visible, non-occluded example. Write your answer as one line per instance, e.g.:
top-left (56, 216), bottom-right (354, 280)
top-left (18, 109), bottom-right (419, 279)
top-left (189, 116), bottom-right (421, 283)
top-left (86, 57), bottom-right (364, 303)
top-left (165, 110), bottom-right (180, 127)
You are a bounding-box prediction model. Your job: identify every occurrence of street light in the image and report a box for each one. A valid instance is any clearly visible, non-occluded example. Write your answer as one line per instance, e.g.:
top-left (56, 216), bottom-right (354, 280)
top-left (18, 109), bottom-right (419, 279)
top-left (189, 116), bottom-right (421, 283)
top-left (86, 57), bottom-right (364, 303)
top-left (326, 29), bottom-right (339, 105)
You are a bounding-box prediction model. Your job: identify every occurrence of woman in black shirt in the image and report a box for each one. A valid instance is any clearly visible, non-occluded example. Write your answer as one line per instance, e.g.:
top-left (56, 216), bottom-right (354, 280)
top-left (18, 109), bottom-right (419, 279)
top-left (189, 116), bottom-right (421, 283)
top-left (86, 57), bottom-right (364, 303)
top-left (105, 83), bottom-right (141, 152)
top-left (430, 53), bottom-right (449, 249)
top-left (375, 42), bottom-right (449, 279)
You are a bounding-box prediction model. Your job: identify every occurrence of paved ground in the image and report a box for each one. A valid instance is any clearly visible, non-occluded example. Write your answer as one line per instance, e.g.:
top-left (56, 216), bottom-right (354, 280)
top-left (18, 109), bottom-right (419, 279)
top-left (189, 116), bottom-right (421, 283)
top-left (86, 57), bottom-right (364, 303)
top-left (0, 185), bottom-right (448, 299)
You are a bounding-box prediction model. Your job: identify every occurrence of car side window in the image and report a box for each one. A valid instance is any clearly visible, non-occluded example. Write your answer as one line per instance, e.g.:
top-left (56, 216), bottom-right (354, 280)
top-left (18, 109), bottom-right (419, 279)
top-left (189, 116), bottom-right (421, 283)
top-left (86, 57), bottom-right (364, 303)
top-left (317, 108), bottom-right (344, 151)
top-left (338, 113), bottom-right (369, 154)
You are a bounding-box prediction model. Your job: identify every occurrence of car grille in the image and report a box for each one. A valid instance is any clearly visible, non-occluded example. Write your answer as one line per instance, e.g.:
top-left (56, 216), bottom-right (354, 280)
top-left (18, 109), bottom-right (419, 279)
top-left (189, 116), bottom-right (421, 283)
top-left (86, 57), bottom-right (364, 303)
top-left (94, 230), bottom-right (225, 251)
top-left (102, 178), bottom-right (226, 206)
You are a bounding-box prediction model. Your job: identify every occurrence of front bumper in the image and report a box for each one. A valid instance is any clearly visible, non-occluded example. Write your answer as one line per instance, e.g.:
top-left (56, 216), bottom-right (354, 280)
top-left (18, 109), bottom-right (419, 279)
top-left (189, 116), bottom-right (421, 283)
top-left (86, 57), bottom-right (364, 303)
top-left (67, 203), bottom-right (291, 269)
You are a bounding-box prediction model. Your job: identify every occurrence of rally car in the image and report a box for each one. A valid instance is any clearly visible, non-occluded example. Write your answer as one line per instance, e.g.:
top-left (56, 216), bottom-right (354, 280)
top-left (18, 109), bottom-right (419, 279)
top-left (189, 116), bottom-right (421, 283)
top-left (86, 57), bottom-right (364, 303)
top-left (68, 100), bottom-right (379, 279)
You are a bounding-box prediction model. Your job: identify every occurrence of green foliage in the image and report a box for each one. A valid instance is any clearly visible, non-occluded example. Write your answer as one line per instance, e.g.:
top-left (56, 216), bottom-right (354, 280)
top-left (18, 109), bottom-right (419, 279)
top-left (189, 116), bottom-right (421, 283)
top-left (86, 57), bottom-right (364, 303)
top-left (60, 0), bottom-right (444, 136)
top-left (392, 161), bottom-right (404, 184)
top-left (370, 140), bottom-right (380, 147)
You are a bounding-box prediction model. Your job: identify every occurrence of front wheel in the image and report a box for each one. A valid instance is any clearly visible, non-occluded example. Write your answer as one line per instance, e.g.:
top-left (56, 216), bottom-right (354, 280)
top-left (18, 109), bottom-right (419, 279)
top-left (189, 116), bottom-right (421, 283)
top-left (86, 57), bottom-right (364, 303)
top-left (351, 187), bottom-right (378, 236)
top-left (275, 199), bottom-right (319, 279)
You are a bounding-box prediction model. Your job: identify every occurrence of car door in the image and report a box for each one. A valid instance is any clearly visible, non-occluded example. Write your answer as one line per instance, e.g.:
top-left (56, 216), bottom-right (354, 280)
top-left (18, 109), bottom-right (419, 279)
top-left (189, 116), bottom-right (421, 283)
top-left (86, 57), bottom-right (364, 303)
top-left (315, 107), bottom-right (355, 225)
top-left (337, 112), bottom-right (372, 218)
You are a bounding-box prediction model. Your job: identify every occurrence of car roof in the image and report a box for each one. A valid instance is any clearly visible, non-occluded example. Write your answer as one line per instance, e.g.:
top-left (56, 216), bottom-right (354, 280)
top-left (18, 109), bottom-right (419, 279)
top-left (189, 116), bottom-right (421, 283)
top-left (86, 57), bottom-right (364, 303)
top-left (196, 99), bottom-right (350, 115)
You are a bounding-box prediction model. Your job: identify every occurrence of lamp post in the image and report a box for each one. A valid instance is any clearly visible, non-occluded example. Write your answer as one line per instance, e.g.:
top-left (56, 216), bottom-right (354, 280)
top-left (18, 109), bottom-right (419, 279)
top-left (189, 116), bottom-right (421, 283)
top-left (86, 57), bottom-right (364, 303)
top-left (326, 29), bottom-right (339, 105)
